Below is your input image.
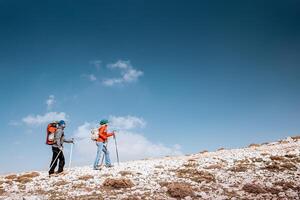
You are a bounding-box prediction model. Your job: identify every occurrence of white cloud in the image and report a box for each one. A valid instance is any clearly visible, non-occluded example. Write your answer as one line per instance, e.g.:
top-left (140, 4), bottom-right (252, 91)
top-left (72, 116), bottom-right (182, 165)
top-left (109, 115), bottom-right (146, 130)
top-left (22, 112), bottom-right (68, 126)
top-left (46, 95), bottom-right (56, 110)
top-left (103, 60), bottom-right (143, 86)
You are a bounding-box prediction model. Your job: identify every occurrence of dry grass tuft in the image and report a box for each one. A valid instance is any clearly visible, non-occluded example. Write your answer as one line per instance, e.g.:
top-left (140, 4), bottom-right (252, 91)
top-left (55, 180), bottom-right (68, 187)
top-left (274, 181), bottom-right (296, 190)
top-left (200, 150), bottom-right (208, 154)
top-left (183, 160), bottom-right (198, 168)
top-left (229, 159), bottom-right (254, 172)
top-left (217, 147), bottom-right (225, 151)
top-left (155, 165), bottom-right (164, 169)
top-left (204, 163), bottom-right (223, 169)
top-left (163, 182), bottom-right (194, 199)
top-left (265, 186), bottom-right (281, 194)
top-left (0, 187), bottom-right (5, 195)
top-left (248, 143), bottom-right (260, 148)
top-left (291, 135), bottom-right (300, 140)
top-left (5, 174), bottom-right (17, 180)
top-left (262, 161), bottom-right (297, 172)
top-left (119, 171), bottom-right (134, 176)
top-left (242, 183), bottom-right (267, 194)
top-left (78, 175), bottom-right (94, 181)
top-left (177, 168), bottom-right (215, 183)
top-left (103, 178), bottom-right (134, 189)
top-left (270, 156), bottom-right (285, 161)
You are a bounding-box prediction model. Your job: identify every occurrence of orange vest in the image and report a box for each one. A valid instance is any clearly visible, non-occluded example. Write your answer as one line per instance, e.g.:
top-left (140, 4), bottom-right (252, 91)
top-left (97, 125), bottom-right (113, 142)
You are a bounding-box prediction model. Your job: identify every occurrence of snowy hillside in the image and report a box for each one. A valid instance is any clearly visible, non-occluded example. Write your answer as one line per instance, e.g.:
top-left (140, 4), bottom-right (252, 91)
top-left (1, 136), bottom-right (300, 200)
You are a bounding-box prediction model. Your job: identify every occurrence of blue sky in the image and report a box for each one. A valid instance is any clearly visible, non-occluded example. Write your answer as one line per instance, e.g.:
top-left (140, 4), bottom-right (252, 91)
top-left (0, 0), bottom-right (300, 174)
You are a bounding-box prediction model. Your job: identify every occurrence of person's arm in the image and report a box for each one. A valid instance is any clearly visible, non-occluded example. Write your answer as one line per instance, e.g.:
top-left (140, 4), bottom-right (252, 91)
top-left (106, 131), bottom-right (114, 137)
top-left (64, 137), bottom-right (74, 143)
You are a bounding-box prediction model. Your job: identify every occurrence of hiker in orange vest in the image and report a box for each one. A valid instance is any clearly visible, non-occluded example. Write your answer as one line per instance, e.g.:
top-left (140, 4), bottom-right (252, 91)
top-left (93, 119), bottom-right (115, 170)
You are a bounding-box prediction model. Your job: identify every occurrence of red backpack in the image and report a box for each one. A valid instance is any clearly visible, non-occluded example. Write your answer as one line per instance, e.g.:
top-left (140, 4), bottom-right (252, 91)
top-left (46, 122), bottom-right (58, 145)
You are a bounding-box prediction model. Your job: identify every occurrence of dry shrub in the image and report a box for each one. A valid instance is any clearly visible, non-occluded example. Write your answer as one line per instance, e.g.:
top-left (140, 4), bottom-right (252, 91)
top-left (260, 153), bottom-right (269, 156)
top-left (229, 159), bottom-right (254, 172)
top-left (103, 178), bottom-right (134, 189)
top-left (242, 184), bottom-right (267, 194)
top-left (284, 154), bottom-right (297, 158)
top-left (274, 181), bottom-right (296, 190)
top-left (55, 180), bottom-right (68, 186)
top-left (119, 171), bottom-right (134, 176)
top-left (183, 161), bottom-right (198, 168)
top-left (165, 182), bottom-right (194, 199)
top-left (229, 164), bottom-right (249, 172)
top-left (15, 176), bottom-right (32, 184)
top-left (291, 135), bottom-right (300, 140)
top-left (217, 147), bottom-right (225, 151)
top-left (177, 168), bottom-right (215, 183)
top-left (262, 161), bottom-right (297, 172)
top-left (204, 163), bottom-right (223, 169)
top-left (200, 150), bottom-right (208, 154)
top-left (0, 188), bottom-right (5, 195)
top-left (78, 175), bottom-right (94, 181)
top-left (72, 183), bottom-right (86, 189)
top-left (248, 143), bottom-right (260, 148)
top-left (155, 165), bottom-right (164, 169)
top-left (270, 156), bottom-right (285, 161)
top-left (22, 172), bottom-right (40, 178)
top-left (280, 162), bottom-right (297, 171)
top-left (265, 187), bottom-right (281, 194)
top-left (5, 174), bottom-right (17, 180)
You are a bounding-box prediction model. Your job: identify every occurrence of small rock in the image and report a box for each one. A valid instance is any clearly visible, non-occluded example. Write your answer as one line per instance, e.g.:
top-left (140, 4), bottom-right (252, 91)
top-left (278, 192), bottom-right (285, 198)
top-left (184, 196), bottom-right (192, 200)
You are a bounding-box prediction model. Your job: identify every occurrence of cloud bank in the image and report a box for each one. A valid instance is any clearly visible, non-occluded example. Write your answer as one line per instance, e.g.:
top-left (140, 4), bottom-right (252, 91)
top-left (22, 112), bottom-right (68, 126)
top-left (72, 116), bottom-right (182, 165)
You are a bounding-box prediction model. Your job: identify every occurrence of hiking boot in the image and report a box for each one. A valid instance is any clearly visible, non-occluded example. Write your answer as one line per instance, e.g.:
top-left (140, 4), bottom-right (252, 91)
top-left (105, 164), bottom-right (114, 168)
top-left (93, 166), bottom-right (101, 170)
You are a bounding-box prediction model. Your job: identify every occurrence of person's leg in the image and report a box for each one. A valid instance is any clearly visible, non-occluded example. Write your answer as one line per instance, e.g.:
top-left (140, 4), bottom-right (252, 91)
top-left (49, 147), bottom-right (59, 175)
top-left (102, 144), bottom-right (112, 166)
top-left (93, 142), bottom-right (104, 169)
top-left (57, 151), bottom-right (65, 173)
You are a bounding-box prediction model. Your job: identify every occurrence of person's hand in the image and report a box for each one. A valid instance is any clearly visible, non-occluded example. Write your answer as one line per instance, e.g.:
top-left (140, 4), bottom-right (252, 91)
top-left (59, 147), bottom-right (63, 151)
top-left (71, 138), bottom-right (75, 144)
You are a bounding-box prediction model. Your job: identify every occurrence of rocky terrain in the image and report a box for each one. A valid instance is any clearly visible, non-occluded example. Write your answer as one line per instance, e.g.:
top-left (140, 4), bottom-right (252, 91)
top-left (1, 136), bottom-right (300, 200)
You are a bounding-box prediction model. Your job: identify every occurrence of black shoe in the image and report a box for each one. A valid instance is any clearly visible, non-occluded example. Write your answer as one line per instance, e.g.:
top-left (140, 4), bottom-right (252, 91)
top-left (105, 164), bottom-right (114, 168)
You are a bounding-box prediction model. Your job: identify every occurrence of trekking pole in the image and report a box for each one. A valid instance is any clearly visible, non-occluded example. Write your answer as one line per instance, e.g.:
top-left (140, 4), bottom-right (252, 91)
top-left (68, 143), bottom-right (73, 169)
top-left (49, 150), bottom-right (61, 171)
top-left (113, 134), bottom-right (120, 165)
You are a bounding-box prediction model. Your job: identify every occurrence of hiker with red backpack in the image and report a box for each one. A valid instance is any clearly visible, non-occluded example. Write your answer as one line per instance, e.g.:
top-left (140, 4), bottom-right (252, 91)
top-left (93, 119), bottom-right (115, 170)
top-left (47, 120), bottom-right (74, 175)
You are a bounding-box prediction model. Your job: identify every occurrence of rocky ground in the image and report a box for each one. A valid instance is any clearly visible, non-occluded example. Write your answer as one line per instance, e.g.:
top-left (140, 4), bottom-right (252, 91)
top-left (1, 136), bottom-right (300, 200)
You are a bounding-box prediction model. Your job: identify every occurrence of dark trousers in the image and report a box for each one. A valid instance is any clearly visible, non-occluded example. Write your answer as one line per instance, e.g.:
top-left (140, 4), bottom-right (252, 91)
top-left (49, 146), bottom-right (65, 175)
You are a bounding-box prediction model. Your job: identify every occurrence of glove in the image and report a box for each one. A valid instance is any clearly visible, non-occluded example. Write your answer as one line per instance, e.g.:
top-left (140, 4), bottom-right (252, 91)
top-left (59, 147), bottom-right (63, 151)
top-left (71, 138), bottom-right (75, 144)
